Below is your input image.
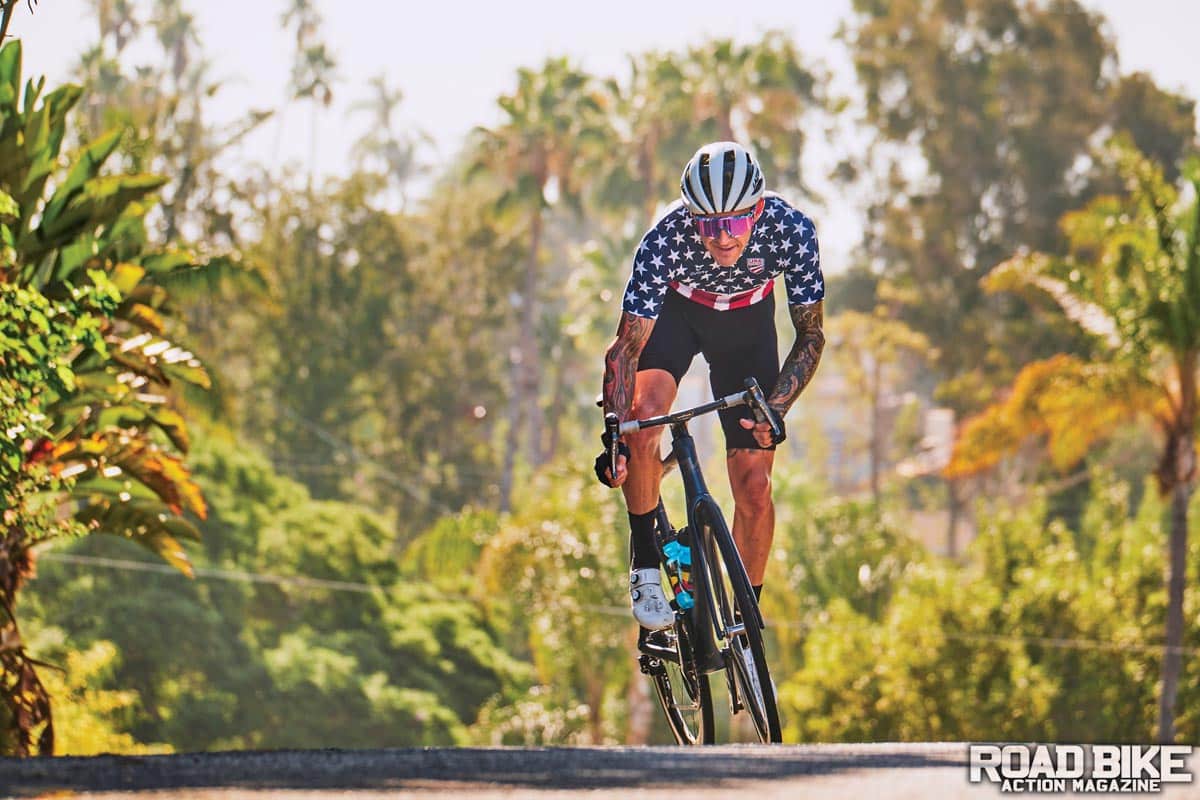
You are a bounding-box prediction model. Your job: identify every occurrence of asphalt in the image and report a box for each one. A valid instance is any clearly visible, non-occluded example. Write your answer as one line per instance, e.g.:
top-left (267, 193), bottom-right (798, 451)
top-left (1, 743), bottom-right (1198, 799)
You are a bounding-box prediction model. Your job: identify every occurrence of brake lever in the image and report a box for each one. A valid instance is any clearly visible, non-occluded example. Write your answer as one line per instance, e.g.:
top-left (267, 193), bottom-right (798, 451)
top-left (604, 412), bottom-right (621, 474)
top-left (744, 378), bottom-right (785, 445)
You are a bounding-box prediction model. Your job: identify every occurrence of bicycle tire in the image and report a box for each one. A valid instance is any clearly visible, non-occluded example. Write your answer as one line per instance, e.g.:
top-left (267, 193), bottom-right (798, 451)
top-left (693, 498), bottom-right (782, 743)
top-left (643, 617), bottom-right (714, 745)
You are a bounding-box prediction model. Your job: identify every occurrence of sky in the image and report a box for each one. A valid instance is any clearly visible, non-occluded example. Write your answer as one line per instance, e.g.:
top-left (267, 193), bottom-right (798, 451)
top-left (8, 0), bottom-right (1200, 268)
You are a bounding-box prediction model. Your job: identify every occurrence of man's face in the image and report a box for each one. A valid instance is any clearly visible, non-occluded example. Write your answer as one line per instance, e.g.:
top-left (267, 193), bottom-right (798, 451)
top-left (694, 198), bottom-right (765, 267)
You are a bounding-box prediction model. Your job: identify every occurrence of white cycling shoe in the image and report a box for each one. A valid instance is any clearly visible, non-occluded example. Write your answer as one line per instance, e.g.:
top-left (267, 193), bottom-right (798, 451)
top-left (630, 568), bottom-right (674, 630)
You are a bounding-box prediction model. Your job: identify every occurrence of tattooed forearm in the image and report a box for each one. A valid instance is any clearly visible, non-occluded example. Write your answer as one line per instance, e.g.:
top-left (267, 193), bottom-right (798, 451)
top-left (769, 301), bottom-right (824, 416)
top-left (603, 312), bottom-right (655, 419)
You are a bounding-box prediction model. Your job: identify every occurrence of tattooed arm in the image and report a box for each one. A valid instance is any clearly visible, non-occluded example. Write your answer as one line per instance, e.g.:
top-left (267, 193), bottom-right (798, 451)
top-left (602, 312), bottom-right (656, 420)
top-left (769, 300), bottom-right (825, 416)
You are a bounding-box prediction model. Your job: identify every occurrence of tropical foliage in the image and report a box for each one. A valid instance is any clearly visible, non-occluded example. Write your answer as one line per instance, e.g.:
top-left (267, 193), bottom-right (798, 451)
top-left (949, 139), bottom-right (1200, 739)
top-left (4, 0), bottom-right (1199, 755)
top-left (0, 33), bottom-right (230, 752)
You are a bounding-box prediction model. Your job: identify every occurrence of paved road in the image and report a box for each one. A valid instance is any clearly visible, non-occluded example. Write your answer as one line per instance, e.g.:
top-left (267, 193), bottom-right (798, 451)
top-left (2, 744), bottom-right (1198, 799)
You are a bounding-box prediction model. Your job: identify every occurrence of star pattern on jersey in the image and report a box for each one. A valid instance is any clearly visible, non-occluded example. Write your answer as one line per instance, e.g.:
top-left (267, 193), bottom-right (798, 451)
top-left (622, 196), bottom-right (824, 319)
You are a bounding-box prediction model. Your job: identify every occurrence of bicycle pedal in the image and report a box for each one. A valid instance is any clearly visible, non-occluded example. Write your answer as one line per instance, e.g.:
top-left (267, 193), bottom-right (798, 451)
top-left (638, 654), bottom-right (665, 676)
top-left (638, 628), bottom-right (677, 660)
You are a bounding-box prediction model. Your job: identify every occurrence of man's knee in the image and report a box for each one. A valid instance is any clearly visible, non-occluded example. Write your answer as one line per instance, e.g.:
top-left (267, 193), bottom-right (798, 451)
top-left (626, 426), bottom-right (663, 460)
top-left (626, 372), bottom-right (675, 459)
top-left (730, 458), bottom-right (773, 512)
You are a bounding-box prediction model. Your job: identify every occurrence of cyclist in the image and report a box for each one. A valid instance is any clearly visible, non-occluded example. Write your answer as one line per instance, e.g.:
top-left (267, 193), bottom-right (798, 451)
top-left (596, 141), bottom-right (825, 630)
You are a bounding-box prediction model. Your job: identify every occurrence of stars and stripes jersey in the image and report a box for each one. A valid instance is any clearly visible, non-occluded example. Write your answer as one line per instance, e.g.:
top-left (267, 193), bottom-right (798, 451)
top-left (621, 192), bottom-right (823, 320)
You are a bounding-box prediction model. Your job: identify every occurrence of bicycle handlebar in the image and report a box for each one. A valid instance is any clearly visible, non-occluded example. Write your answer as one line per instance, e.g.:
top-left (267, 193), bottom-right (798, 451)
top-left (610, 378), bottom-right (784, 445)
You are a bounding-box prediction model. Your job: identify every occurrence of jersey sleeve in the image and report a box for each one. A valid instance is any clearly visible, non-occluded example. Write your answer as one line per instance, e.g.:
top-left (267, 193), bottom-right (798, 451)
top-left (781, 210), bottom-right (824, 306)
top-left (621, 225), bottom-right (673, 320)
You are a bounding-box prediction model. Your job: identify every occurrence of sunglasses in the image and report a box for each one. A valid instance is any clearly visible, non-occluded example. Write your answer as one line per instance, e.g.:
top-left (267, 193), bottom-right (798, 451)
top-left (692, 208), bottom-right (757, 239)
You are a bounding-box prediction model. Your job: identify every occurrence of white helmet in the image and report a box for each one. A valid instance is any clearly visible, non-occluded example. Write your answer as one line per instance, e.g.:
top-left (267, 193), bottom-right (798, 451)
top-left (680, 141), bottom-right (765, 215)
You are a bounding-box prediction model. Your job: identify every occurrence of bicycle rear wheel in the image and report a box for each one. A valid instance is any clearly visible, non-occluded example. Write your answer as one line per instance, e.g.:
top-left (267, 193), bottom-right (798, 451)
top-left (692, 498), bottom-right (782, 743)
top-left (640, 618), bottom-right (713, 745)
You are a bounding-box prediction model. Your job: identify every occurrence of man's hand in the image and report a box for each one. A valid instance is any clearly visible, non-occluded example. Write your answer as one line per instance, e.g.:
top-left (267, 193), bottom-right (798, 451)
top-left (594, 437), bottom-right (631, 487)
top-left (738, 412), bottom-right (786, 449)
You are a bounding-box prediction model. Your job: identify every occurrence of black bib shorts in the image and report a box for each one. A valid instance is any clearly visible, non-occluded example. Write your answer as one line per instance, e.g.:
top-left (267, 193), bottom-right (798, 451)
top-left (636, 289), bottom-right (780, 451)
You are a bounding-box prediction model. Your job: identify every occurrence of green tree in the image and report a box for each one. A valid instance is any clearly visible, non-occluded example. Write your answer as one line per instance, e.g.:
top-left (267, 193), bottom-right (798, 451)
top-left (469, 57), bottom-right (610, 504)
top-left (782, 479), bottom-right (1189, 742)
top-left (0, 277), bottom-right (114, 756)
top-left (27, 434), bottom-right (531, 750)
top-left (597, 51), bottom-right (695, 222)
top-left (948, 140), bottom-right (1200, 741)
top-left (281, 0), bottom-right (337, 181)
top-left (73, 0), bottom-right (271, 247)
top-left (26, 631), bottom-right (170, 755)
top-left (349, 74), bottom-right (431, 208)
top-left (233, 170), bottom-right (517, 534)
top-left (826, 308), bottom-right (932, 503)
top-left (1, 38), bottom-right (230, 753)
top-left (474, 462), bottom-right (632, 743)
top-left (842, 0), bottom-right (1195, 411)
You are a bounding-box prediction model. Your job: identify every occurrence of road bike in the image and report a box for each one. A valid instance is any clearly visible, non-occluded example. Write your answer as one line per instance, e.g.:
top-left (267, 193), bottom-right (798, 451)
top-left (603, 378), bottom-right (783, 744)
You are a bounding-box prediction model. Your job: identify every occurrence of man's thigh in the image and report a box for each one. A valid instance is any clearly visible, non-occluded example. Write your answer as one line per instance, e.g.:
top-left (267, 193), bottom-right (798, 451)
top-left (637, 291), bottom-right (700, 384)
top-left (700, 297), bottom-right (780, 451)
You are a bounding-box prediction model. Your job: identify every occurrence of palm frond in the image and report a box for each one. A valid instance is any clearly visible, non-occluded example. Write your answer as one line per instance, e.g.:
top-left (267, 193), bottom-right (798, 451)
top-left (987, 254), bottom-right (1121, 348)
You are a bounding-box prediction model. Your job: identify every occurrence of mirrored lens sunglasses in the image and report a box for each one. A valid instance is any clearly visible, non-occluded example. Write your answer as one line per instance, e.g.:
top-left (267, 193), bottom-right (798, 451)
top-left (692, 208), bottom-right (756, 239)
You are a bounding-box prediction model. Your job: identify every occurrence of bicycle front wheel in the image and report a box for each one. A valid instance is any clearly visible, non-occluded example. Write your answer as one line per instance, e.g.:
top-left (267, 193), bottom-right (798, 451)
top-left (693, 498), bottom-right (782, 743)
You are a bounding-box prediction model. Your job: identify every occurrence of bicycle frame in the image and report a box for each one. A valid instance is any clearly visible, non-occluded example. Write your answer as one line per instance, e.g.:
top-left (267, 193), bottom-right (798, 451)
top-left (610, 380), bottom-right (778, 666)
top-left (659, 422), bottom-right (734, 673)
top-left (662, 422), bottom-right (753, 671)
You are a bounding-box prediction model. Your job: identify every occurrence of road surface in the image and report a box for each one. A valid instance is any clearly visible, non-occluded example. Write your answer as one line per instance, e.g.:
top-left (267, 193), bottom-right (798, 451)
top-left (2, 743), bottom-right (1197, 799)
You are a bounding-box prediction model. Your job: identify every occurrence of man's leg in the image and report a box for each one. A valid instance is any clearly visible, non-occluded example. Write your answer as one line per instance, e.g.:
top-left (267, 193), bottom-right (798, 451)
top-left (699, 295), bottom-right (779, 593)
top-left (621, 369), bottom-right (677, 514)
top-left (622, 368), bottom-right (678, 630)
top-left (726, 448), bottom-right (776, 588)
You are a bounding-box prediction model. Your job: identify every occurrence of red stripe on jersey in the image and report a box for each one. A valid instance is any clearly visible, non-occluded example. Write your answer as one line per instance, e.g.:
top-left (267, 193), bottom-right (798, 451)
top-left (670, 280), bottom-right (774, 311)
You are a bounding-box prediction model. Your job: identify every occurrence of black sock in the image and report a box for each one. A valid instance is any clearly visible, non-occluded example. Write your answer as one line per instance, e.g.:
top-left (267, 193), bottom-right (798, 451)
top-left (628, 511), bottom-right (659, 570)
top-left (752, 584), bottom-right (763, 601)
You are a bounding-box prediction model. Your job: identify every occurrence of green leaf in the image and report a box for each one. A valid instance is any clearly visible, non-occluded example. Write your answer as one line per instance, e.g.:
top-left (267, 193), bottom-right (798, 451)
top-left (40, 129), bottom-right (125, 225)
top-left (0, 41), bottom-right (21, 106)
top-left (109, 262), bottom-right (147, 295)
top-left (0, 188), bottom-right (17, 222)
top-left (74, 496), bottom-right (202, 577)
top-left (54, 363), bottom-right (75, 392)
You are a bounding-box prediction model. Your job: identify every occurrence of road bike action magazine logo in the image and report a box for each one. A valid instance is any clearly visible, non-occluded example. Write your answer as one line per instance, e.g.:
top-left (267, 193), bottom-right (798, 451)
top-left (968, 744), bottom-right (1193, 793)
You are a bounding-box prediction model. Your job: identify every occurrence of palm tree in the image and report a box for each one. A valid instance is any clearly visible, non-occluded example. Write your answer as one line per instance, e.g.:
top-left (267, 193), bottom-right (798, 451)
top-left (599, 50), bottom-right (695, 223)
top-left (469, 57), bottom-right (609, 506)
top-left (683, 32), bottom-right (827, 196)
top-left (280, 0), bottom-right (337, 182)
top-left (349, 74), bottom-right (432, 207)
top-left (948, 139), bottom-right (1200, 741)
